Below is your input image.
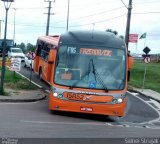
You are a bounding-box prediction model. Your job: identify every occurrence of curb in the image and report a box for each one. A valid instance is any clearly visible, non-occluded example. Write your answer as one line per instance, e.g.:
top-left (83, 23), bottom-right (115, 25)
top-left (0, 70), bottom-right (50, 103)
top-left (0, 94), bottom-right (47, 103)
top-left (0, 88), bottom-right (49, 103)
top-left (128, 88), bottom-right (160, 103)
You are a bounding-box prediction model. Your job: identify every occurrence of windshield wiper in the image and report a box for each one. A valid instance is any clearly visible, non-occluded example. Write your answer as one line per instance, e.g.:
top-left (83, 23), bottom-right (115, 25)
top-left (88, 59), bottom-right (96, 81)
top-left (94, 70), bottom-right (109, 92)
top-left (89, 59), bottom-right (108, 92)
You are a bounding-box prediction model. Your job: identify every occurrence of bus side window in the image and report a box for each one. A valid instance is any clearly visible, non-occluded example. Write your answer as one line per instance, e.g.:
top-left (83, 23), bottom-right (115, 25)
top-left (37, 44), bottom-right (42, 56)
top-left (40, 50), bottom-right (48, 61)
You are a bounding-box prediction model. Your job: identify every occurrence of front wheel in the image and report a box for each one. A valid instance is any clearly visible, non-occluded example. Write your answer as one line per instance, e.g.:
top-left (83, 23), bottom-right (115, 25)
top-left (39, 68), bottom-right (43, 81)
top-left (24, 63), bottom-right (26, 67)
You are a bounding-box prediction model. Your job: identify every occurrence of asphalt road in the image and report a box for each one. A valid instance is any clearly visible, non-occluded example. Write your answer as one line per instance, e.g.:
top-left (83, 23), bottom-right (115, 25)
top-left (20, 63), bottom-right (50, 90)
top-left (0, 64), bottom-right (160, 141)
top-left (0, 98), bottom-right (160, 138)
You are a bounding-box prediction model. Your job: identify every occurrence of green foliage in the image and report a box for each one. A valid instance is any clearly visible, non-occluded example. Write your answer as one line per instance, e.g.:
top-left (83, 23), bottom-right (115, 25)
top-left (129, 60), bottom-right (160, 93)
top-left (2, 68), bottom-right (38, 90)
top-left (27, 43), bottom-right (36, 52)
top-left (106, 29), bottom-right (118, 35)
top-left (16, 42), bottom-right (26, 52)
top-left (15, 42), bottom-right (36, 53)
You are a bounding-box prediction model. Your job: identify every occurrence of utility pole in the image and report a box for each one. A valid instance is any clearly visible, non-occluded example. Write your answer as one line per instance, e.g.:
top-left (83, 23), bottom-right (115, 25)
top-left (44, 0), bottom-right (55, 36)
top-left (125, 0), bottom-right (132, 50)
top-left (66, 0), bottom-right (70, 31)
top-left (0, 0), bottom-right (14, 94)
top-left (13, 8), bottom-right (16, 44)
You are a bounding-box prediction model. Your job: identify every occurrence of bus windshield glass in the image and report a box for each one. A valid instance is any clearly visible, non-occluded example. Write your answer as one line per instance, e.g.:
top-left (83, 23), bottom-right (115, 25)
top-left (54, 45), bottom-right (126, 90)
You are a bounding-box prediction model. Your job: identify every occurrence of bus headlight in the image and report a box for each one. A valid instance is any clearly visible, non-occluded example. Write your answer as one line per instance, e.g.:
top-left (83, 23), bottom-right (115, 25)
top-left (117, 98), bottom-right (123, 103)
top-left (112, 98), bottom-right (123, 104)
top-left (52, 90), bottom-right (64, 99)
top-left (53, 92), bottom-right (58, 97)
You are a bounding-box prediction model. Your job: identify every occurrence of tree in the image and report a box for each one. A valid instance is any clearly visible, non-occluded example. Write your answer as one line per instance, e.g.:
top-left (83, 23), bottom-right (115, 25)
top-left (119, 35), bottom-right (124, 39)
top-left (27, 43), bottom-right (36, 52)
top-left (106, 29), bottom-right (118, 35)
top-left (19, 43), bottom-right (25, 52)
top-left (16, 42), bottom-right (25, 52)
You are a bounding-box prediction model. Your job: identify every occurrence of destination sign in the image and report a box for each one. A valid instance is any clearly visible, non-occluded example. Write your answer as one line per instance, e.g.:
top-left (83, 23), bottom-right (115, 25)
top-left (67, 47), bottom-right (112, 56)
top-left (80, 48), bottom-right (112, 56)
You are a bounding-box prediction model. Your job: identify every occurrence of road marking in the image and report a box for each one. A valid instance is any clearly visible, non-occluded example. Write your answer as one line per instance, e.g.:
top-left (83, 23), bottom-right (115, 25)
top-left (45, 90), bottom-right (50, 93)
top-left (21, 120), bottom-right (106, 126)
top-left (0, 102), bottom-right (39, 105)
top-left (21, 120), bottom-right (160, 129)
top-left (149, 99), bottom-right (160, 110)
top-left (130, 92), bottom-right (139, 96)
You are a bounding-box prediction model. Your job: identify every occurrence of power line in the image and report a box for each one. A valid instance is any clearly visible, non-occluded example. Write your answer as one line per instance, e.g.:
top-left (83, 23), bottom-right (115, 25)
top-left (10, 7), bottom-right (46, 10)
top-left (120, 0), bottom-right (128, 9)
top-left (133, 11), bottom-right (160, 14)
top-left (8, 23), bottom-right (46, 27)
top-left (8, 14), bottom-right (125, 29)
top-left (133, 0), bottom-right (160, 5)
top-left (6, 10), bottom-right (160, 28)
top-left (54, 6), bottom-right (125, 24)
top-left (7, 5), bottom-right (125, 23)
top-left (65, 14), bottom-right (126, 28)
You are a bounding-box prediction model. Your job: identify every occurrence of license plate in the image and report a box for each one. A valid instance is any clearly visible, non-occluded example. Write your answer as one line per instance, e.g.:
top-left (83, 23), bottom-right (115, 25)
top-left (65, 93), bottom-right (84, 101)
top-left (80, 107), bottom-right (93, 112)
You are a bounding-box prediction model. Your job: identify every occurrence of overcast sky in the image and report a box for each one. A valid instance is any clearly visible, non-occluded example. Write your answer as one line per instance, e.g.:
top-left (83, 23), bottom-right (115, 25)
top-left (0, 0), bottom-right (160, 54)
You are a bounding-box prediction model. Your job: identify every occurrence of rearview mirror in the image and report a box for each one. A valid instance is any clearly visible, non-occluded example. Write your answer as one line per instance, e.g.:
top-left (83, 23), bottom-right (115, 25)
top-left (128, 55), bottom-right (133, 70)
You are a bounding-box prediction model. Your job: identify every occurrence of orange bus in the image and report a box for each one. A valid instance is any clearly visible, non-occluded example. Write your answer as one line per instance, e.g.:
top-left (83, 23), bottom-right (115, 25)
top-left (33, 30), bottom-right (133, 117)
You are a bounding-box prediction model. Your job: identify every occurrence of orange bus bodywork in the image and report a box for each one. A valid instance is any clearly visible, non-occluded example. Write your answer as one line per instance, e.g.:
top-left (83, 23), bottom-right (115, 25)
top-left (34, 31), bottom-right (132, 117)
top-left (49, 91), bottom-right (127, 117)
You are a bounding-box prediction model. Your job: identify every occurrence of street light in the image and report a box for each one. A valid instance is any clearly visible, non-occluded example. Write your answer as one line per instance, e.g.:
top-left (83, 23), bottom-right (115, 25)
top-left (0, 0), bottom-right (14, 94)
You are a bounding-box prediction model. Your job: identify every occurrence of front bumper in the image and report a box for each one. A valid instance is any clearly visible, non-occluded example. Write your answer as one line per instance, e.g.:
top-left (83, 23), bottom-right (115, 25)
top-left (49, 94), bottom-right (126, 117)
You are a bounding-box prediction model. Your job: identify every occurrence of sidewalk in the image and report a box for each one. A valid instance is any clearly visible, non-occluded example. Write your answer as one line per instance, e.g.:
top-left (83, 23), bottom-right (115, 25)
top-left (0, 87), bottom-right (160, 103)
top-left (129, 87), bottom-right (160, 103)
top-left (0, 88), bottom-right (48, 102)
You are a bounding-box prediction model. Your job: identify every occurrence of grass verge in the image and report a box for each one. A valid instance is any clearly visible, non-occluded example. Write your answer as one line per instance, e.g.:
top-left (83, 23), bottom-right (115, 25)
top-left (129, 60), bottom-right (160, 93)
top-left (0, 67), bottom-right (38, 95)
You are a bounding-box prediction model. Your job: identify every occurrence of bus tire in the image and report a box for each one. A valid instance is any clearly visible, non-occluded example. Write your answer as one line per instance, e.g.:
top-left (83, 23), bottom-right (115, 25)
top-left (39, 68), bottom-right (43, 81)
top-left (50, 110), bottom-right (58, 115)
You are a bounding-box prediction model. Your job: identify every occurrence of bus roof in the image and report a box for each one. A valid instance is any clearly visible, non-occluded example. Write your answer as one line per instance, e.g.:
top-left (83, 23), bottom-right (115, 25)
top-left (37, 30), bottom-right (126, 49)
top-left (38, 35), bottom-right (60, 46)
top-left (59, 30), bottom-right (126, 49)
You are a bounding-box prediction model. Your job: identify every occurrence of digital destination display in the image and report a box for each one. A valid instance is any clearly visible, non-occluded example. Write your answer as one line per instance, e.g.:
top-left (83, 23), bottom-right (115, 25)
top-left (67, 46), bottom-right (112, 56)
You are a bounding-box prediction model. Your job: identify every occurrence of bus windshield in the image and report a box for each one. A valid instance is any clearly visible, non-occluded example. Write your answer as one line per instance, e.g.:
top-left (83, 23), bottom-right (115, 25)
top-left (54, 45), bottom-right (126, 90)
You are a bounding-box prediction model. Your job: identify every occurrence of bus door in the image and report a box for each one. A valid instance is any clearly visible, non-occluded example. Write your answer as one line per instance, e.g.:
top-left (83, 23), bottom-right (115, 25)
top-left (40, 44), bottom-right (56, 83)
top-left (47, 49), bottom-right (56, 82)
top-left (39, 43), bottom-right (50, 82)
top-left (34, 42), bottom-right (43, 73)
